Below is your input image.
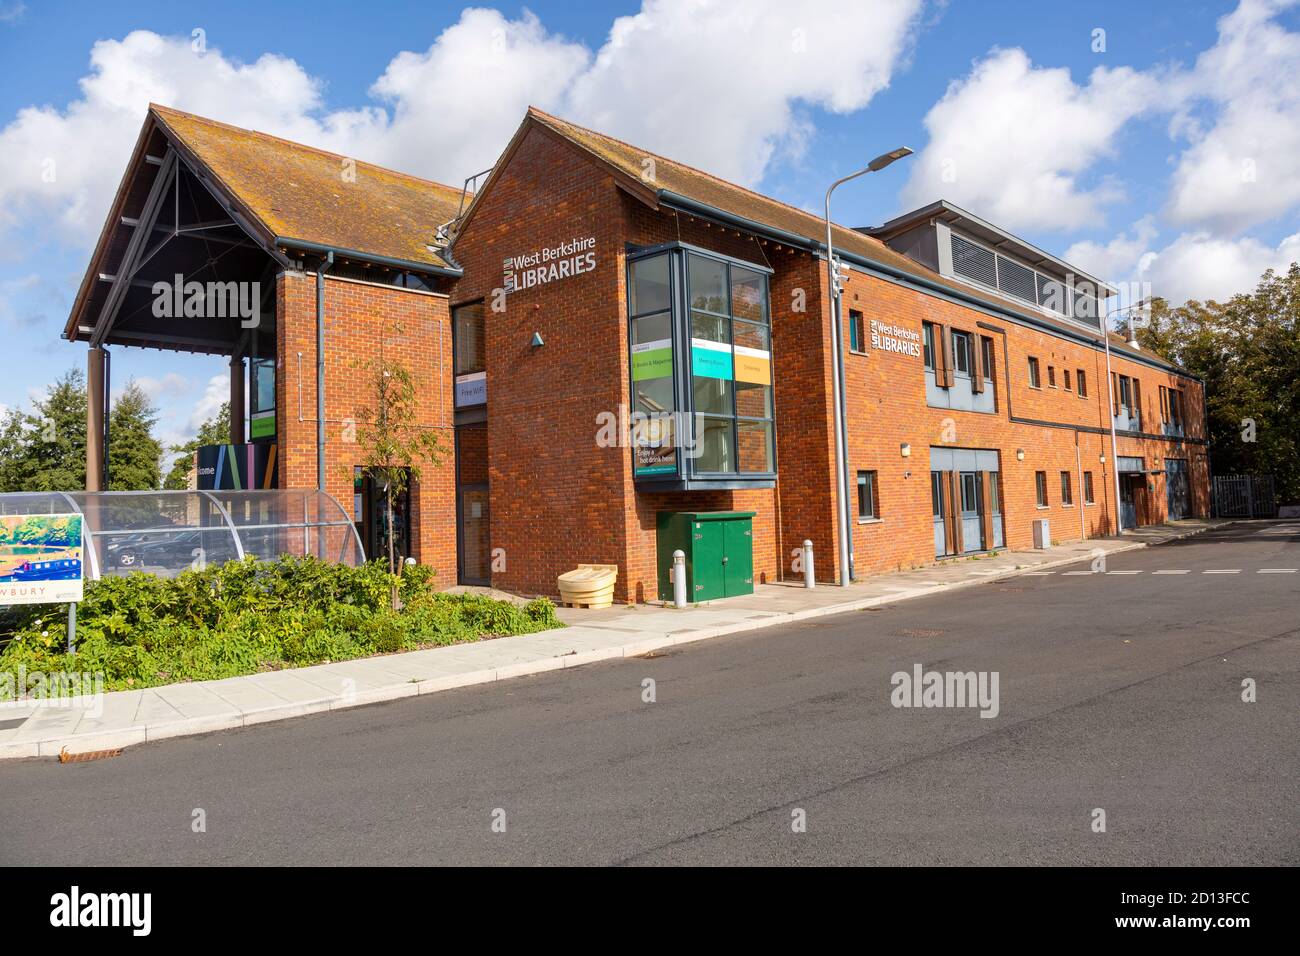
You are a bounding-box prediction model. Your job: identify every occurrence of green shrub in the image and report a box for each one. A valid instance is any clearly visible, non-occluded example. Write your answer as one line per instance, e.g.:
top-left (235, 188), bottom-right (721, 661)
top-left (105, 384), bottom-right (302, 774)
top-left (0, 556), bottom-right (563, 693)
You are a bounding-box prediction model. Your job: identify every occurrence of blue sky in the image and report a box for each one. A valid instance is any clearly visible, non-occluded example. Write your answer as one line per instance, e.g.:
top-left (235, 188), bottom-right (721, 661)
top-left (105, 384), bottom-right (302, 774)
top-left (1, 0), bottom-right (1297, 458)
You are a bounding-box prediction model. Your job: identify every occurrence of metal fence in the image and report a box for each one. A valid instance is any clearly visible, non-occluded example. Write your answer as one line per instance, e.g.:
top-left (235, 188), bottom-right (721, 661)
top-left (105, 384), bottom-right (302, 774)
top-left (1212, 475), bottom-right (1277, 518)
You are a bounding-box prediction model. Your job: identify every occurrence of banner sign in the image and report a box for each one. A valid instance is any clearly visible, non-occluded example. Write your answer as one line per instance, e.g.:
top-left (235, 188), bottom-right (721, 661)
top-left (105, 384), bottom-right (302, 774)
top-left (0, 514), bottom-right (84, 605)
top-left (197, 443), bottom-right (278, 490)
top-left (690, 338), bottom-right (733, 380)
top-left (455, 371), bottom-right (487, 408)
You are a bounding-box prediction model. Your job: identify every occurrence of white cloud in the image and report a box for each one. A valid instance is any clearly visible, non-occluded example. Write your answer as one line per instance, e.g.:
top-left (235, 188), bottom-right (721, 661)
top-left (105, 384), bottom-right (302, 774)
top-left (566, 0), bottom-right (924, 184)
top-left (365, 8), bottom-right (590, 185)
top-left (123, 372), bottom-right (190, 404)
top-left (1068, 220), bottom-right (1300, 304)
top-left (0, 30), bottom-right (383, 245)
top-left (1141, 231), bottom-right (1300, 304)
top-left (190, 374), bottom-right (228, 432)
top-left (1064, 217), bottom-right (1160, 287)
top-left (0, 2), bottom-right (926, 250)
top-left (900, 48), bottom-right (1163, 231)
top-left (1164, 0), bottom-right (1300, 233)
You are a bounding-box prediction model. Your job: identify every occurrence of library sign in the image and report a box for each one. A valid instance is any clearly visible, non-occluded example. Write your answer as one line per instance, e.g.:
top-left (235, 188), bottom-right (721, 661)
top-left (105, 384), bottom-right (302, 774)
top-left (869, 319), bottom-right (922, 358)
top-left (503, 235), bottom-right (597, 294)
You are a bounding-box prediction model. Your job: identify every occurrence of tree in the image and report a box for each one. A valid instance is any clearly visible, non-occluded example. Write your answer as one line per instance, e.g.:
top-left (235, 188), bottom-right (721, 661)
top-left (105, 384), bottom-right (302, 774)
top-left (164, 402), bottom-right (231, 490)
top-left (20, 369), bottom-right (87, 492)
top-left (1137, 262), bottom-right (1300, 503)
top-left (351, 357), bottom-right (444, 608)
top-left (107, 380), bottom-right (164, 490)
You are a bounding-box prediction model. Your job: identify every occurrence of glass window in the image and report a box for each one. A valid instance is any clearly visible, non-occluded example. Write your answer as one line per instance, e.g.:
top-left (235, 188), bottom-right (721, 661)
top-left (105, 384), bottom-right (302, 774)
top-left (1035, 471), bottom-right (1048, 507)
top-left (730, 266), bottom-right (766, 322)
top-left (1061, 471), bottom-right (1073, 505)
top-left (688, 254), bottom-right (728, 313)
top-left (1084, 471), bottom-right (1095, 504)
top-left (737, 420), bottom-right (773, 473)
top-left (632, 249), bottom-right (773, 479)
top-left (981, 337), bottom-right (994, 381)
top-left (931, 472), bottom-right (944, 516)
top-left (693, 375), bottom-right (732, 415)
top-left (923, 323), bottom-right (935, 370)
top-left (1048, 365), bottom-right (1057, 388)
top-left (857, 470), bottom-right (878, 519)
top-left (1028, 356), bottom-right (1041, 388)
top-left (988, 471), bottom-right (1001, 514)
top-left (453, 302), bottom-right (485, 376)
top-left (1063, 369), bottom-right (1072, 391)
top-left (1077, 369), bottom-right (1088, 397)
top-left (961, 472), bottom-right (979, 513)
top-left (630, 254), bottom-right (671, 315)
top-left (251, 358), bottom-right (275, 414)
top-left (952, 331), bottom-right (971, 375)
top-left (690, 310), bottom-right (729, 344)
top-left (849, 309), bottom-right (864, 352)
top-left (696, 416), bottom-right (734, 472)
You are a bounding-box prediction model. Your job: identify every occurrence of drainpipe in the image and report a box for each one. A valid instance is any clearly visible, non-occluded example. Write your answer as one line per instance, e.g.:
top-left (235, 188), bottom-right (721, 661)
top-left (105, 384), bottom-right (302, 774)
top-left (316, 251), bottom-right (333, 491)
top-left (1103, 329), bottom-right (1123, 533)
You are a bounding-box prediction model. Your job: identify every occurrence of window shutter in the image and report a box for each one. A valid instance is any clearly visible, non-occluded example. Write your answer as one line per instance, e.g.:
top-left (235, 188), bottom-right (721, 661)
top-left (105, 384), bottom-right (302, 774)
top-left (939, 323), bottom-right (954, 388)
top-left (1132, 380), bottom-right (1142, 424)
top-left (1160, 386), bottom-right (1168, 423)
top-left (946, 471), bottom-right (963, 554)
top-left (970, 334), bottom-right (985, 393)
top-left (979, 474), bottom-right (994, 549)
top-left (1111, 372), bottom-right (1119, 415)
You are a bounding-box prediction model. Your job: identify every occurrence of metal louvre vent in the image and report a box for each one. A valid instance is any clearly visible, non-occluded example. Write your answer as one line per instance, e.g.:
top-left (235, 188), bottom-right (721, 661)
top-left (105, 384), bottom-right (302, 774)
top-left (1036, 274), bottom-right (1069, 315)
top-left (951, 235), bottom-right (996, 287)
top-left (996, 255), bottom-right (1036, 303)
top-left (1073, 289), bottom-right (1101, 328)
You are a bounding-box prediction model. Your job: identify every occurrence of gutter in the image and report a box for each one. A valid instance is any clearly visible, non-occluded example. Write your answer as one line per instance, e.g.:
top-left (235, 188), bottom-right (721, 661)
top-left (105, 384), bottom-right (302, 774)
top-left (275, 236), bottom-right (463, 279)
top-left (655, 191), bottom-right (1196, 381)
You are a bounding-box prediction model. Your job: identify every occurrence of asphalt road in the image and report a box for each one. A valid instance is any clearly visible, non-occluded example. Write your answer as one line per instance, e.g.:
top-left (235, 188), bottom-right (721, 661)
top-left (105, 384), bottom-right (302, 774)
top-left (1, 521), bottom-right (1296, 866)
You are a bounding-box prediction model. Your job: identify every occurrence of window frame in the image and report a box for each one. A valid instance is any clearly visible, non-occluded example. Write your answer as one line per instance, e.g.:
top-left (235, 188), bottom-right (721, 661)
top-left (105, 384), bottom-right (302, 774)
top-left (627, 243), bottom-right (777, 483)
top-left (951, 329), bottom-right (972, 377)
top-left (1077, 368), bottom-right (1088, 398)
top-left (848, 309), bottom-right (865, 355)
top-left (1047, 365), bottom-right (1057, 389)
top-left (1035, 470), bottom-right (1048, 508)
top-left (1083, 470), bottom-right (1095, 505)
top-left (857, 470), bottom-right (880, 521)
top-left (1060, 470), bottom-right (1073, 506)
top-left (1028, 356), bottom-right (1041, 389)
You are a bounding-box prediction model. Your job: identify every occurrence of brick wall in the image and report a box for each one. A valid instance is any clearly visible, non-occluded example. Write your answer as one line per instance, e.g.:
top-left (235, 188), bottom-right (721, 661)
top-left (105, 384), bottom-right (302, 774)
top-left (275, 271), bottom-right (458, 582)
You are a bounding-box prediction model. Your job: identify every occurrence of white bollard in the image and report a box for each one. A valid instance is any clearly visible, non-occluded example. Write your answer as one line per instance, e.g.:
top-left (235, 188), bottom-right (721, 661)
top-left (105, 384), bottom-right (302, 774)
top-left (803, 539), bottom-right (815, 589)
top-left (672, 549), bottom-right (687, 608)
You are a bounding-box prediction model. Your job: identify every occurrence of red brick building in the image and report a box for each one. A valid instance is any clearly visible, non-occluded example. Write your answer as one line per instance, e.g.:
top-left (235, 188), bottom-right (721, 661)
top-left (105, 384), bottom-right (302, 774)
top-left (66, 105), bottom-right (1210, 602)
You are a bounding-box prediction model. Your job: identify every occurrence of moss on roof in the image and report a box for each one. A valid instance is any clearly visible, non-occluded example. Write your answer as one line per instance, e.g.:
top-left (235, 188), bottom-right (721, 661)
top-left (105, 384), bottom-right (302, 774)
top-left (151, 105), bottom-right (464, 270)
top-left (525, 107), bottom-right (1168, 367)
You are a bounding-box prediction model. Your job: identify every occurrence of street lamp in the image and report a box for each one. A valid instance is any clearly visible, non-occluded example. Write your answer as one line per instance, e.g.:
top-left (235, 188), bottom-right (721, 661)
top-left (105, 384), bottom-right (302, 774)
top-left (825, 146), bottom-right (912, 587)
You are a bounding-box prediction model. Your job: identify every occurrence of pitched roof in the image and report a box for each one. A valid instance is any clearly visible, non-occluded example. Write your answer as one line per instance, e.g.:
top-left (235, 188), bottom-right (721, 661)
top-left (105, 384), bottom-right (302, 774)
top-left (150, 105), bottom-right (465, 271)
top-left (522, 107), bottom-right (1177, 372)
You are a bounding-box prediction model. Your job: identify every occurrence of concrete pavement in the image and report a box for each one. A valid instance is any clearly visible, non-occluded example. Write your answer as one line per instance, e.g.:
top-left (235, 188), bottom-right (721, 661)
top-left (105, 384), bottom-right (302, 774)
top-left (0, 518), bottom-right (1228, 759)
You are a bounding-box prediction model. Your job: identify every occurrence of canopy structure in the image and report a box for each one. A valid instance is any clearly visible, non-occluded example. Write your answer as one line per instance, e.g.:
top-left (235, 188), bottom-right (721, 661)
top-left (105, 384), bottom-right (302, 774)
top-left (0, 490), bottom-right (363, 581)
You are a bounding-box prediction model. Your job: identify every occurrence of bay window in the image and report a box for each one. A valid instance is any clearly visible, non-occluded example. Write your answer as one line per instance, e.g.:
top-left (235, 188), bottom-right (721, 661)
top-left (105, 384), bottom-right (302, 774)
top-left (628, 245), bottom-right (775, 485)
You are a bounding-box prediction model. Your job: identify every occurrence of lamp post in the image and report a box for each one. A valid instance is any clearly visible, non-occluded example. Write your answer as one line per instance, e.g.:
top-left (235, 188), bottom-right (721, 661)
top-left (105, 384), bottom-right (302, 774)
top-left (824, 146), bottom-right (912, 587)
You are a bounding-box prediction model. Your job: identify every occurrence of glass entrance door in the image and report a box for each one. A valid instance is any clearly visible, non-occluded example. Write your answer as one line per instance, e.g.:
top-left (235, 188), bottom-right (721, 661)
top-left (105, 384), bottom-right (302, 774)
top-left (458, 484), bottom-right (490, 585)
top-left (932, 471), bottom-right (947, 557)
top-left (959, 471), bottom-right (985, 553)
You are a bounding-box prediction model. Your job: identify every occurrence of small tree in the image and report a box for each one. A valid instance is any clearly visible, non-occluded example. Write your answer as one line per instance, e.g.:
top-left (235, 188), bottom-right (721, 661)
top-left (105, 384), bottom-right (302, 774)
top-left (352, 358), bottom-right (443, 608)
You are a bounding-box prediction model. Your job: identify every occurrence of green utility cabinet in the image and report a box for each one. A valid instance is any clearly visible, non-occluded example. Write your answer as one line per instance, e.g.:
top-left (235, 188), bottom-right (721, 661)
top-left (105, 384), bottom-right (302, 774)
top-left (656, 511), bottom-right (756, 603)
